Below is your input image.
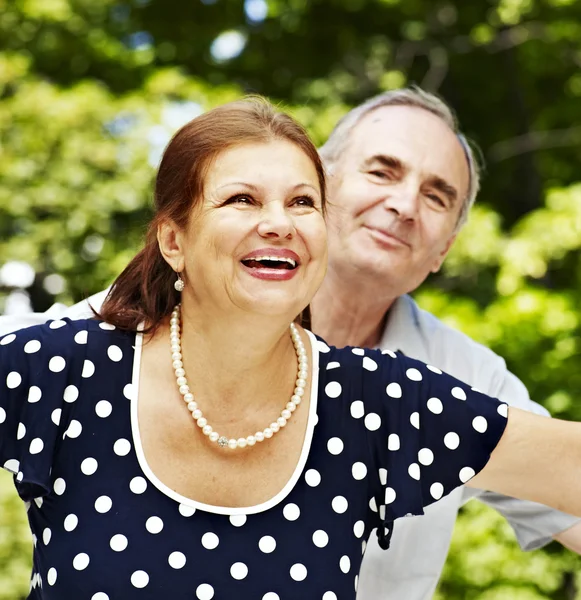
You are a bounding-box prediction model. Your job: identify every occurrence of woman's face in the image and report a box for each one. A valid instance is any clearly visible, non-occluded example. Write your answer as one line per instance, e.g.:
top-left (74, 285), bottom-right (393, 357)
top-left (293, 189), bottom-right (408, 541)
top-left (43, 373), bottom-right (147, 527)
top-left (168, 140), bottom-right (328, 320)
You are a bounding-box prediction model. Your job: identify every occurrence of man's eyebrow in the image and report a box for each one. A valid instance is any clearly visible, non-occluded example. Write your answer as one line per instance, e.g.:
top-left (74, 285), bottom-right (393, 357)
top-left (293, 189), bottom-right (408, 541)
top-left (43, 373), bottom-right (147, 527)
top-left (426, 175), bottom-right (458, 205)
top-left (362, 154), bottom-right (406, 171)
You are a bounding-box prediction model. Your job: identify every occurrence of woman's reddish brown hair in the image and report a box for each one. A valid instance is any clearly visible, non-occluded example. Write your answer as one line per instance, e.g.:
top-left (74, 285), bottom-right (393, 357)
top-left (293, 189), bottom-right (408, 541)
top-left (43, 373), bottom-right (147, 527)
top-left (98, 97), bottom-right (326, 332)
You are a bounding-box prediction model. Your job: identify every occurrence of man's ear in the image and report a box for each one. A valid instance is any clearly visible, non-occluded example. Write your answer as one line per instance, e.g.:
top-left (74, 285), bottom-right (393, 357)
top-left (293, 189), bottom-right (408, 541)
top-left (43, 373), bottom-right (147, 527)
top-left (157, 220), bottom-right (185, 272)
top-left (430, 234), bottom-right (456, 273)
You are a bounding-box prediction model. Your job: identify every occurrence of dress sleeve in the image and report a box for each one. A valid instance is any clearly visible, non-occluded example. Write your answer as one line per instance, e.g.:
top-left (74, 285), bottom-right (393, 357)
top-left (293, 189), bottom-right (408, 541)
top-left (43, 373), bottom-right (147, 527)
top-left (356, 348), bottom-right (509, 546)
top-left (0, 319), bottom-right (87, 501)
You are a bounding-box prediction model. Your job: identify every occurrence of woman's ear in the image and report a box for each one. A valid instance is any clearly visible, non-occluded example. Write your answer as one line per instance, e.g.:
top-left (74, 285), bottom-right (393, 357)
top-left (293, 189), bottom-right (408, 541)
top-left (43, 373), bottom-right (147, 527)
top-left (157, 220), bottom-right (185, 272)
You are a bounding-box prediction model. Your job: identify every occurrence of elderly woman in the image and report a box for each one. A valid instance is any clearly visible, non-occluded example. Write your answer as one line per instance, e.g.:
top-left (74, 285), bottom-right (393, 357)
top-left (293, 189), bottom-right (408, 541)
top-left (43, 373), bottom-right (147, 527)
top-left (0, 98), bottom-right (579, 600)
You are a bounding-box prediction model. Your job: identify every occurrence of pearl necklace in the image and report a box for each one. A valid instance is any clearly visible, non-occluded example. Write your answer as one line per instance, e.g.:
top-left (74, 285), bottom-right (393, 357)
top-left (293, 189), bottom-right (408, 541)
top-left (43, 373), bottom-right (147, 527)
top-left (170, 304), bottom-right (308, 450)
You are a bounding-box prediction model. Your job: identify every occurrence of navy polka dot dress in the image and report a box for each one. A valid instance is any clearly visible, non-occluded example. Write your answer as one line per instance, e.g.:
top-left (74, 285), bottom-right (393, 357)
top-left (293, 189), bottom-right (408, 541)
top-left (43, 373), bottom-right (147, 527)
top-left (0, 319), bottom-right (508, 599)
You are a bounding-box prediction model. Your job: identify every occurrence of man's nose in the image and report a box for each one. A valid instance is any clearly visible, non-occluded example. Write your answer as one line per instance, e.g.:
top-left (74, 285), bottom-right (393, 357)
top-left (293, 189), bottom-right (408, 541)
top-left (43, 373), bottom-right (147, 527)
top-left (257, 203), bottom-right (295, 239)
top-left (383, 184), bottom-right (420, 221)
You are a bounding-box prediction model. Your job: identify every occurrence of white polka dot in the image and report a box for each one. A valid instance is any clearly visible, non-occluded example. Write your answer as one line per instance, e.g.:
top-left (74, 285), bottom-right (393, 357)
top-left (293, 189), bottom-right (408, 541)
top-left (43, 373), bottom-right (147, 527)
top-left (353, 520), bottom-right (365, 538)
top-left (312, 529), bottom-right (329, 547)
top-left (355, 575), bottom-right (359, 591)
top-left (51, 408), bottom-right (62, 425)
top-left (460, 466), bottom-right (476, 483)
top-left (43, 528), bottom-right (51, 545)
top-left (0, 407), bottom-right (5, 424)
top-left (263, 594), bottom-right (280, 600)
top-left (332, 496), bottom-right (348, 513)
top-left (168, 551), bottom-right (186, 569)
top-left (430, 482), bottom-right (444, 500)
top-left (350, 400), bottom-right (364, 419)
top-left (16, 471), bottom-right (23, 483)
top-left (317, 340), bottom-right (330, 353)
top-left (427, 397), bottom-right (443, 414)
top-left (340, 555), bottom-right (351, 573)
top-left (0, 334), bottom-right (16, 345)
top-left (498, 403), bottom-right (508, 418)
top-left (406, 368), bottom-right (422, 381)
top-left (305, 469), bottom-right (321, 487)
top-left (472, 416), bottom-right (488, 433)
top-left (113, 439), bottom-right (131, 456)
top-left (129, 476), bottom-right (147, 494)
top-left (64, 514), bottom-right (78, 532)
top-left (95, 400), bottom-right (112, 418)
top-left (410, 412), bottom-right (420, 429)
top-left (385, 383), bottom-right (402, 398)
top-left (107, 345), bottom-right (123, 362)
top-left (364, 413), bottom-right (381, 431)
top-left (325, 381), bottom-right (342, 398)
top-left (65, 420), bottom-right (82, 439)
top-left (229, 514), bottom-right (247, 527)
top-left (379, 468), bottom-right (387, 485)
top-left (444, 432), bottom-right (460, 450)
top-left (74, 330), bottom-right (88, 345)
top-left (49, 320), bottom-right (66, 329)
top-left (352, 462), bottom-right (367, 480)
top-left (427, 364), bottom-right (443, 374)
top-left (418, 448), bottom-right (434, 466)
top-left (99, 322), bottom-right (116, 330)
top-left (6, 371), bottom-right (22, 389)
top-left (29, 438), bottom-right (44, 454)
top-left (81, 458), bottom-right (98, 475)
top-left (28, 386), bottom-right (42, 403)
top-left (201, 532), bottom-right (219, 550)
top-left (323, 593), bottom-right (337, 600)
top-left (408, 463), bottom-right (421, 480)
top-left (385, 487), bottom-right (396, 504)
top-left (388, 433), bottom-right (400, 451)
top-left (95, 496), bottom-right (112, 513)
top-left (54, 478), bottom-right (66, 495)
top-left (350, 347), bottom-right (364, 356)
top-left (82, 360), bottom-right (95, 378)
top-left (290, 563), bottom-right (307, 581)
top-left (451, 387), bottom-right (467, 400)
top-left (63, 385), bottom-right (79, 403)
top-left (146, 516), bottom-right (163, 533)
top-left (362, 356), bottom-right (378, 371)
top-left (17, 422), bottom-right (26, 440)
top-left (369, 496), bottom-right (378, 512)
top-left (196, 583), bottom-right (214, 600)
top-left (258, 535), bottom-right (276, 553)
top-left (179, 504), bottom-right (196, 517)
top-left (283, 503), bottom-right (300, 521)
top-left (123, 384), bottom-right (135, 400)
top-left (49, 356), bottom-right (66, 372)
top-left (3, 458), bottom-right (19, 473)
top-left (92, 594), bottom-right (109, 600)
top-left (131, 570), bottom-right (149, 588)
top-left (24, 340), bottom-right (41, 354)
top-left (73, 553), bottom-right (90, 570)
top-left (327, 437), bottom-right (344, 455)
top-left (47, 567), bottom-right (57, 585)
top-left (230, 562), bottom-right (248, 580)
top-left (326, 361), bottom-right (340, 370)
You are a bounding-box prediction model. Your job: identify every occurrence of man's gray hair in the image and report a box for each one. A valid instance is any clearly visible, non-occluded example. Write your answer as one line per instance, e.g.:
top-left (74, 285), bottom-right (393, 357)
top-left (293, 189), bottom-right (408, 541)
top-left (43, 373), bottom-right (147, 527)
top-left (319, 87), bottom-right (481, 228)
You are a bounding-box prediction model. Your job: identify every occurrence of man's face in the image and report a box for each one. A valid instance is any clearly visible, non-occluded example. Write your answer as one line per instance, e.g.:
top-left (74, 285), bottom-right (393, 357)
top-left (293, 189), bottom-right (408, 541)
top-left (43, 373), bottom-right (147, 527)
top-left (325, 105), bottom-right (470, 297)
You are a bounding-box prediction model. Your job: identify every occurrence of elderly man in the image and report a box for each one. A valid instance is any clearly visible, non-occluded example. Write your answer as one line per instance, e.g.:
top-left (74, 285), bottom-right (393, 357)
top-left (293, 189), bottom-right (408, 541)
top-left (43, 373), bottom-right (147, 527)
top-left (1, 87), bottom-right (580, 599)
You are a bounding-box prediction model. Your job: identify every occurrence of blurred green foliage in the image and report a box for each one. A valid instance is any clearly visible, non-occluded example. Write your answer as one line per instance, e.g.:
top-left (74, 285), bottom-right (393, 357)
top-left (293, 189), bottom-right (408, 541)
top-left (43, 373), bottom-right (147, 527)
top-left (1, 0), bottom-right (581, 598)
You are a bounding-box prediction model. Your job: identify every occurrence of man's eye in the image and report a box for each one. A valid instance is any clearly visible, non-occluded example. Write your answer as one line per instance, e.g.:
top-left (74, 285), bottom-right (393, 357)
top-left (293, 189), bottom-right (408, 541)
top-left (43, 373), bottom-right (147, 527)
top-left (427, 194), bottom-right (446, 207)
top-left (369, 170), bottom-right (393, 180)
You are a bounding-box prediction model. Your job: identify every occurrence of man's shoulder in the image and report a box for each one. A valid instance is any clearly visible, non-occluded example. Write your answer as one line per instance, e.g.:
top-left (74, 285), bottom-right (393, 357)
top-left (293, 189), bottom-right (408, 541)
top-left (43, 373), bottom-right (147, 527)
top-left (389, 295), bottom-right (508, 395)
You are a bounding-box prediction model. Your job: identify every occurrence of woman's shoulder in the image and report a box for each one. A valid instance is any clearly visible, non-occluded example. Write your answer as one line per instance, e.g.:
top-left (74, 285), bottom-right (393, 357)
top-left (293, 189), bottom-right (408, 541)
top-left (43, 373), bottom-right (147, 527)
top-left (313, 335), bottom-right (398, 372)
top-left (0, 318), bottom-right (133, 365)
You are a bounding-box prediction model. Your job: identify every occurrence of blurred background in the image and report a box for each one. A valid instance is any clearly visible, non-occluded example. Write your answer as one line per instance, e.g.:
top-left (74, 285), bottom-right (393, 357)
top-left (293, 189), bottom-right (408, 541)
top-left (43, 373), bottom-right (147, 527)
top-left (1, 0), bottom-right (581, 597)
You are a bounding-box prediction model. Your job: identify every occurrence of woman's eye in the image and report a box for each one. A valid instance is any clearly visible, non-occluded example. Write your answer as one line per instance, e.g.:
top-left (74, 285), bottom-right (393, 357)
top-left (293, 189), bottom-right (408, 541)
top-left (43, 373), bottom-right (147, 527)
top-left (294, 196), bottom-right (316, 208)
top-left (226, 194), bottom-right (253, 205)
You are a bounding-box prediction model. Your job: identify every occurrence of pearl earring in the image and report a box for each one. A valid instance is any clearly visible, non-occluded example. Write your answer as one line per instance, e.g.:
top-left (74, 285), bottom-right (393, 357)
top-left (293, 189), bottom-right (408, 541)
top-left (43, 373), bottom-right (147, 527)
top-left (174, 272), bottom-right (185, 292)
